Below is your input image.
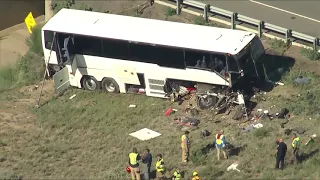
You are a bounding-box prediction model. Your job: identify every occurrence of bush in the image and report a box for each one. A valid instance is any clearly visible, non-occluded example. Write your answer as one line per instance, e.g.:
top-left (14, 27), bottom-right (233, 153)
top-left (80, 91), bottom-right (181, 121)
top-left (268, 38), bottom-right (289, 54)
top-left (300, 48), bottom-right (320, 61)
top-left (193, 16), bottom-right (222, 27)
top-left (26, 26), bottom-right (44, 56)
top-left (253, 128), bottom-right (270, 138)
top-left (165, 8), bottom-right (176, 16)
top-left (51, 0), bottom-right (93, 14)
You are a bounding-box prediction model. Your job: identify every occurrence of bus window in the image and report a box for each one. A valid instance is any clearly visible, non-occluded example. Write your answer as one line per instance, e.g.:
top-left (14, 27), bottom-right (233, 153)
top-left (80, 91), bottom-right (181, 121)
top-left (74, 35), bottom-right (103, 57)
top-left (227, 56), bottom-right (239, 72)
top-left (129, 42), bottom-right (157, 64)
top-left (44, 30), bottom-right (56, 51)
top-left (155, 46), bottom-right (185, 69)
top-left (102, 38), bottom-right (129, 60)
top-left (185, 49), bottom-right (210, 69)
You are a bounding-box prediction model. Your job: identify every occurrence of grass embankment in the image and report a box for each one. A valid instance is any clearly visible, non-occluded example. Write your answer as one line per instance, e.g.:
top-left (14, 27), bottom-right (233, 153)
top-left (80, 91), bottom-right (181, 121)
top-left (0, 1), bottom-right (320, 179)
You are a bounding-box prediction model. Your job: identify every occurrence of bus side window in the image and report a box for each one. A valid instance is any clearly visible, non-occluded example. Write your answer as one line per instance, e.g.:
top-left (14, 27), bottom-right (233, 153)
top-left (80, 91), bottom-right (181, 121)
top-left (185, 49), bottom-right (210, 69)
top-left (102, 38), bottom-right (129, 60)
top-left (44, 30), bottom-right (56, 51)
top-left (155, 46), bottom-right (185, 69)
top-left (227, 56), bottom-right (239, 72)
top-left (129, 42), bottom-right (157, 64)
top-left (74, 35), bottom-right (103, 57)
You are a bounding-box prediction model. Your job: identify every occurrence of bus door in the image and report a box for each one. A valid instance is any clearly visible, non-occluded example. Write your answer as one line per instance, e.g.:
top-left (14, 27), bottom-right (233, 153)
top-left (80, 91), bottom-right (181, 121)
top-left (53, 34), bottom-right (76, 94)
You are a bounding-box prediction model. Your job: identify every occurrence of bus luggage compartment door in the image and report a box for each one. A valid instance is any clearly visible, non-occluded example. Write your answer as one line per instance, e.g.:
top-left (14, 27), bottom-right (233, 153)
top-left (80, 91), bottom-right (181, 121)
top-left (53, 66), bottom-right (70, 94)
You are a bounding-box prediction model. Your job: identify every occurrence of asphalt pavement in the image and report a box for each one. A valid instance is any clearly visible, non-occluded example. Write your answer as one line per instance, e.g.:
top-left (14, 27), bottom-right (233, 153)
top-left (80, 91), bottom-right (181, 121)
top-left (201, 0), bottom-right (320, 37)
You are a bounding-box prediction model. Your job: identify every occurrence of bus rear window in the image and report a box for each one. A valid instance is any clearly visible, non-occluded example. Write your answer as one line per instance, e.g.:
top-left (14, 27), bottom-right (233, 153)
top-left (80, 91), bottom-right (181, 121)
top-left (44, 30), bottom-right (56, 51)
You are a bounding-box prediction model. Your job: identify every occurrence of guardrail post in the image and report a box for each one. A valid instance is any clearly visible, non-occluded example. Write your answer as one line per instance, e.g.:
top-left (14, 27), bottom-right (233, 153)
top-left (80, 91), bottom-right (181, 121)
top-left (176, 0), bottom-right (181, 15)
top-left (258, 21), bottom-right (264, 38)
top-left (231, 13), bottom-right (237, 29)
top-left (313, 38), bottom-right (318, 50)
top-left (203, 4), bottom-right (210, 22)
top-left (285, 29), bottom-right (292, 45)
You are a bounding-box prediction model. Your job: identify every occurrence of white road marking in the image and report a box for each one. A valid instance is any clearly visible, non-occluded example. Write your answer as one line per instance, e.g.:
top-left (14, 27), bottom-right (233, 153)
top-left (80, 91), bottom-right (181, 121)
top-left (249, 0), bottom-right (320, 23)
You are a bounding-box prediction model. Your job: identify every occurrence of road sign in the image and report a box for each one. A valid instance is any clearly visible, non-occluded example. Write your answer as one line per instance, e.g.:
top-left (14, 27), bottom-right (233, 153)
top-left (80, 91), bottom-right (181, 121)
top-left (24, 12), bottom-right (37, 34)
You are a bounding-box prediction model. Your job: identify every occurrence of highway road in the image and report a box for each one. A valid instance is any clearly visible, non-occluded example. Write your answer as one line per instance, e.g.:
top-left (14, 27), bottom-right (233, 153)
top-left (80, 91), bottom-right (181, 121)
top-left (201, 0), bottom-right (320, 37)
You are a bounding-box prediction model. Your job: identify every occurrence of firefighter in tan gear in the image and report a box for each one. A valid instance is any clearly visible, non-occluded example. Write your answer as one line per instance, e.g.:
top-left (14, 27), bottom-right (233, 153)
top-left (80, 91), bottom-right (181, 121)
top-left (181, 130), bottom-right (191, 163)
top-left (128, 148), bottom-right (142, 180)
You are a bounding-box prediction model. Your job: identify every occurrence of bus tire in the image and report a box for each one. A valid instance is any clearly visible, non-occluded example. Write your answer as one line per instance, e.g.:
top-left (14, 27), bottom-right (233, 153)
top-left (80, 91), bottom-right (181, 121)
top-left (197, 95), bottom-right (218, 110)
top-left (82, 76), bottom-right (101, 91)
top-left (101, 77), bottom-right (120, 93)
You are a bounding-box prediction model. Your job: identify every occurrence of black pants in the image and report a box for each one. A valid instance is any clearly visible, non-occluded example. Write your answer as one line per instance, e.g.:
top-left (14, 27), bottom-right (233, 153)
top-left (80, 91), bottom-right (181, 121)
top-left (275, 156), bottom-right (285, 169)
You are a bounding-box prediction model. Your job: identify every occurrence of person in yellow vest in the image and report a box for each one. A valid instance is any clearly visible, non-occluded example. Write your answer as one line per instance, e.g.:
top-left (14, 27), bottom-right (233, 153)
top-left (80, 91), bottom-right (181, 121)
top-left (155, 154), bottom-right (166, 180)
top-left (191, 171), bottom-right (200, 180)
top-left (181, 130), bottom-right (191, 163)
top-left (291, 133), bottom-right (301, 164)
top-left (172, 168), bottom-right (181, 180)
top-left (214, 130), bottom-right (227, 161)
top-left (128, 148), bottom-right (142, 180)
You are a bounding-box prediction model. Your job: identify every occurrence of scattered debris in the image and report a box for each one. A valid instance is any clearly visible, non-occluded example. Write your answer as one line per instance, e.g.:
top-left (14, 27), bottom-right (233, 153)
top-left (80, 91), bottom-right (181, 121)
top-left (164, 108), bottom-right (178, 116)
top-left (227, 161), bottom-right (241, 172)
top-left (294, 76), bottom-right (309, 84)
top-left (172, 117), bottom-right (200, 131)
top-left (185, 108), bottom-right (199, 117)
top-left (240, 122), bottom-right (264, 133)
top-left (200, 130), bottom-right (210, 137)
top-left (129, 128), bottom-right (161, 141)
top-left (253, 123), bottom-right (263, 129)
top-left (69, 94), bottom-right (76, 100)
top-left (129, 104), bottom-right (137, 108)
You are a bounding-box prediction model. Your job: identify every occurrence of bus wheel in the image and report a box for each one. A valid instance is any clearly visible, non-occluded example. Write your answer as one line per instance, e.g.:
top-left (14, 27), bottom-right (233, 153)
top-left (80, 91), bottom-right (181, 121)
top-left (82, 76), bottom-right (101, 91)
top-left (197, 95), bottom-right (218, 110)
top-left (102, 77), bottom-right (120, 93)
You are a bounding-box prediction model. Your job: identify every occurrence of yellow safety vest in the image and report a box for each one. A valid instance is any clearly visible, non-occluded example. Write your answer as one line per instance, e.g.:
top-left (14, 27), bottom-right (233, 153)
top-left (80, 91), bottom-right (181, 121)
top-left (155, 158), bottom-right (165, 172)
top-left (216, 134), bottom-right (224, 145)
top-left (129, 153), bottom-right (138, 165)
top-left (173, 171), bottom-right (181, 180)
top-left (192, 175), bottom-right (200, 180)
top-left (292, 137), bottom-right (300, 148)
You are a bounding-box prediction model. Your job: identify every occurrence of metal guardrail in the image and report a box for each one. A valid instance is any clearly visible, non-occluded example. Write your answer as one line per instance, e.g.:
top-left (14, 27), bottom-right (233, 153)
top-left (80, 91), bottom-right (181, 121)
top-left (169, 0), bottom-right (319, 50)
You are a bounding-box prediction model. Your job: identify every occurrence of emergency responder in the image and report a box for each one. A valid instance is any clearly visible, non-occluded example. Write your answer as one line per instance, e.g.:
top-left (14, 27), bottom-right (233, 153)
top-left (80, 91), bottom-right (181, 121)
top-left (291, 133), bottom-right (301, 164)
top-left (142, 148), bottom-right (152, 180)
top-left (172, 168), bottom-right (181, 180)
top-left (155, 154), bottom-right (165, 180)
top-left (275, 138), bottom-right (287, 170)
top-left (214, 130), bottom-right (227, 161)
top-left (128, 148), bottom-right (141, 180)
top-left (192, 172), bottom-right (200, 180)
top-left (181, 130), bottom-right (191, 163)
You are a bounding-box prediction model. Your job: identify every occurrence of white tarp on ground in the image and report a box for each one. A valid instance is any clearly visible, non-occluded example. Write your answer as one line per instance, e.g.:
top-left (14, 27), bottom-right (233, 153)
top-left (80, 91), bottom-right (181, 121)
top-left (129, 128), bottom-right (162, 141)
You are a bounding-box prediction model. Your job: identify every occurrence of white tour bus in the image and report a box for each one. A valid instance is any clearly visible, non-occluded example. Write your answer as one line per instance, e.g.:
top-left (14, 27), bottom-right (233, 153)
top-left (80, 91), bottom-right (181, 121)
top-left (42, 8), bottom-right (265, 112)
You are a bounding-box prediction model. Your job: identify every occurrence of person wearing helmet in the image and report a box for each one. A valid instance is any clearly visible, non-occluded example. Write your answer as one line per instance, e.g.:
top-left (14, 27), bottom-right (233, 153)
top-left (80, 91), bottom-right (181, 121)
top-left (172, 168), bottom-right (181, 180)
top-left (192, 172), bottom-right (200, 180)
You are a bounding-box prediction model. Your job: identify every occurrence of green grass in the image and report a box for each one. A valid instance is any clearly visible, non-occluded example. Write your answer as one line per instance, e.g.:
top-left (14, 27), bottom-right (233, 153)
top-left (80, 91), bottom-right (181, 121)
top-left (165, 7), bottom-right (177, 16)
top-left (267, 38), bottom-right (289, 55)
top-left (300, 48), bottom-right (320, 61)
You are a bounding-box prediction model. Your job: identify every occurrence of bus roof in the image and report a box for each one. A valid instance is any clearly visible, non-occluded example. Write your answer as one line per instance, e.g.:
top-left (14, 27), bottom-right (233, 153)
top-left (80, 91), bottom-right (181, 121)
top-left (43, 8), bottom-right (256, 55)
